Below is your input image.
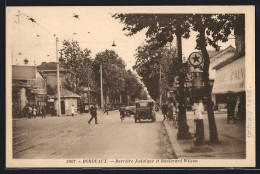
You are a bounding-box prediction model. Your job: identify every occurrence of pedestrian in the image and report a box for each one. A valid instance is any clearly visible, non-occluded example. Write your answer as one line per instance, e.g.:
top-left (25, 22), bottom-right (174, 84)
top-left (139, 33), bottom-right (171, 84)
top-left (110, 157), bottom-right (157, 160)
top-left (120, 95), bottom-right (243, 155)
top-left (22, 104), bottom-right (28, 118)
top-left (238, 94), bottom-right (245, 121)
top-left (172, 101), bottom-right (177, 120)
top-left (162, 103), bottom-right (168, 120)
top-left (103, 104), bottom-right (108, 115)
top-left (168, 102), bottom-right (174, 121)
top-left (38, 105), bottom-right (43, 118)
top-left (32, 106), bottom-right (37, 118)
top-left (227, 95), bottom-right (236, 124)
top-left (28, 105), bottom-right (32, 119)
top-left (195, 99), bottom-right (204, 120)
top-left (120, 108), bottom-right (125, 120)
top-left (71, 104), bottom-right (75, 116)
top-left (42, 105), bottom-right (46, 118)
top-left (88, 104), bottom-right (98, 124)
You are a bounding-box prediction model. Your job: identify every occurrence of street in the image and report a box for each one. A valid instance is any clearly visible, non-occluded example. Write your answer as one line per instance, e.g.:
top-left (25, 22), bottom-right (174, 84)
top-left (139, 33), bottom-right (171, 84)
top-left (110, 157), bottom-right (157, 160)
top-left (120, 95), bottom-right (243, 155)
top-left (13, 110), bottom-right (175, 159)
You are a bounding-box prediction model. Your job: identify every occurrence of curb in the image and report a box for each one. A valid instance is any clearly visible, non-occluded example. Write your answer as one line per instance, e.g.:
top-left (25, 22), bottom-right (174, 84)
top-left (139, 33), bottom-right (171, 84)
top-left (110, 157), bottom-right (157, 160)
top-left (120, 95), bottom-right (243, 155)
top-left (162, 120), bottom-right (186, 158)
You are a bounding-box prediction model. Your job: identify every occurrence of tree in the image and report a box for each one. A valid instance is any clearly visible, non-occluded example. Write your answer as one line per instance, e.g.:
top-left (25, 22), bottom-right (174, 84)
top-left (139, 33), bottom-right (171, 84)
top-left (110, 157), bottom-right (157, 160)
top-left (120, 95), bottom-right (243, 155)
top-left (188, 14), bottom-right (245, 143)
top-left (113, 14), bottom-right (192, 139)
top-left (93, 50), bottom-right (127, 104)
top-left (59, 40), bottom-right (95, 94)
top-left (133, 41), bottom-right (177, 101)
top-left (124, 70), bottom-right (143, 104)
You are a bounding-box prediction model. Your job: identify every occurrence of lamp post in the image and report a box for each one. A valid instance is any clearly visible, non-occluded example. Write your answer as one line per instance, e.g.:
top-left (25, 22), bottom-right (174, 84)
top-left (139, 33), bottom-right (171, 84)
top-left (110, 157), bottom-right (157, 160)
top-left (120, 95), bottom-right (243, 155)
top-left (87, 63), bottom-right (91, 111)
top-left (100, 63), bottom-right (104, 110)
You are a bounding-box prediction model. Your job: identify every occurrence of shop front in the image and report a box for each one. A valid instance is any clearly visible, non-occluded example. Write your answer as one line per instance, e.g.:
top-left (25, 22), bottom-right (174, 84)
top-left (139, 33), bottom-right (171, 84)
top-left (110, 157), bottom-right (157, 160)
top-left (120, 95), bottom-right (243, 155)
top-left (212, 55), bottom-right (245, 115)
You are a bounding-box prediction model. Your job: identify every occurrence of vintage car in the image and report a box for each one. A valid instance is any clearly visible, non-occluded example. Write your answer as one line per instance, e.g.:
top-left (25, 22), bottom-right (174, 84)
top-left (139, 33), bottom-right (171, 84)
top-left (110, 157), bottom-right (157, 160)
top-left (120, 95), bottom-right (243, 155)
top-left (134, 100), bottom-right (156, 123)
top-left (124, 106), bottom-right (136, 116)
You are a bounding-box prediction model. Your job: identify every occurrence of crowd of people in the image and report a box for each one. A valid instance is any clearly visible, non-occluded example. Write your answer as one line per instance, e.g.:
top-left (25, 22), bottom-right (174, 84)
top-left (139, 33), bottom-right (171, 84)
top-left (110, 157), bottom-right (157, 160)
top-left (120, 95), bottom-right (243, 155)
top-left (19, 104), bottom-right (46, 119)
top-left (161, 101), bottom-right (179, 121)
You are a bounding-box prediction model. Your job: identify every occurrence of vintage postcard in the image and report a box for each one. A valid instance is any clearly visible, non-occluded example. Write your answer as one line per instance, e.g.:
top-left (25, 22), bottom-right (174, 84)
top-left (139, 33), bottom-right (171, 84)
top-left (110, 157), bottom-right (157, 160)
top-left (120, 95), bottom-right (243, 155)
top-left (6, 6), bottom-right (255, 168)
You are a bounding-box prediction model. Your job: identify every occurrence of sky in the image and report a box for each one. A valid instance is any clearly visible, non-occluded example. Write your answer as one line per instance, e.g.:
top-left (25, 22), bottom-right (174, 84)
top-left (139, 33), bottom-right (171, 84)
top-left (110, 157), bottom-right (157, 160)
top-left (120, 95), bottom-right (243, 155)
top-left (6, 6), bottom-right (235, 71)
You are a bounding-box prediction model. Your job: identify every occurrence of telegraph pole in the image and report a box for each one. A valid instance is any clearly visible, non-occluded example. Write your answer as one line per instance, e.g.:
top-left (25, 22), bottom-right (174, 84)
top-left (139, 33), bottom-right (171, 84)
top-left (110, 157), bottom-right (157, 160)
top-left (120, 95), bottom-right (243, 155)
top-left (100, 63), bottom-right (104, 110)
top-left (159, 62), bottom-right (162, 108)
top-left (56, 37), bottom-right (61, 116)
top-left (87, 64), bottom-right (90, 110)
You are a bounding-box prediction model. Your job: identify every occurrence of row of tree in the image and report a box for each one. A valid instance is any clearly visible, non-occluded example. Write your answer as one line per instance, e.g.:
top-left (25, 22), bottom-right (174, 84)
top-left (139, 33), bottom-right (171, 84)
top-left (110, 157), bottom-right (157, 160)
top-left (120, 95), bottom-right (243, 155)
top-left (59, 40), bottom-right (148, 105)
top-left (113, 14), bottom-right (244, 143)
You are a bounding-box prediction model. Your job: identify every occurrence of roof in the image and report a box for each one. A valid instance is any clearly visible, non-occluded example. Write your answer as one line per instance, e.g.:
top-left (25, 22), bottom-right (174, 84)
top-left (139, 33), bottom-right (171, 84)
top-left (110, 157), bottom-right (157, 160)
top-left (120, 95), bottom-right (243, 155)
top-left (213, 54), bottom-right (244, 70)
top-left (49, 88), bottom-right (81, 98)
top-left (198, 50), bottom-right (223, 60)
top-left (12, 65), bottom-right (36, 80)
top-left (37, 62), bottom-right (66, 71)
top-left (207, 50), bottom-right (223, 58)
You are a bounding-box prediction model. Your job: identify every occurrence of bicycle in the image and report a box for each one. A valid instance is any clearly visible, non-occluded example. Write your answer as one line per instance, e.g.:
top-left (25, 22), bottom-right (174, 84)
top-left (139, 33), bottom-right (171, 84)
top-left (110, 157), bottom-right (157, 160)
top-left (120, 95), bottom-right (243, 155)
top-left (173, 112), bottom-right (178, 128)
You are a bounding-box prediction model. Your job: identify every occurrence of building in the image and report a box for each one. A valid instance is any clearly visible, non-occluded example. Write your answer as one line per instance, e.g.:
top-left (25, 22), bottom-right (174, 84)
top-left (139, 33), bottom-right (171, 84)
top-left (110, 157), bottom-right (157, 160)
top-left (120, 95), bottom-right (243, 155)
top-left (37, 62), bottom-right (81, 116)
top-left (12, 65), bottom-right (47, 117)
top-left (211, 32), bottom-right (245, 115)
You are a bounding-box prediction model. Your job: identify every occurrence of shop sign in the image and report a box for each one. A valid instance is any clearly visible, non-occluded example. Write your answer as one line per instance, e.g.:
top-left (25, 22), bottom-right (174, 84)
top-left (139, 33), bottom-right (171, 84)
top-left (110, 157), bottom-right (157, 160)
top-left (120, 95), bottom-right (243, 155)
top-left (212, 57), bottom-right (245, 94)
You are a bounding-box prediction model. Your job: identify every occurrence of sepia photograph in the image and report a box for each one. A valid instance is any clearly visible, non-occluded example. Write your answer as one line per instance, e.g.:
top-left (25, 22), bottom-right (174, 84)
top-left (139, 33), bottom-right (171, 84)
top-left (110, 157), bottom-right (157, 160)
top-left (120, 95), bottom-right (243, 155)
top-left (6, 5), bottom-right (255, 168)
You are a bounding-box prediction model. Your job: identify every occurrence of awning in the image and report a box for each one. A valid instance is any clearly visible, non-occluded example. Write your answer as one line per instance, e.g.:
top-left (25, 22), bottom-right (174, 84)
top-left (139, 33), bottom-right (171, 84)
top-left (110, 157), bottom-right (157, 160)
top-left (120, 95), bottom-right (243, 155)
top-left (212, 56), bottom-right (245, 94)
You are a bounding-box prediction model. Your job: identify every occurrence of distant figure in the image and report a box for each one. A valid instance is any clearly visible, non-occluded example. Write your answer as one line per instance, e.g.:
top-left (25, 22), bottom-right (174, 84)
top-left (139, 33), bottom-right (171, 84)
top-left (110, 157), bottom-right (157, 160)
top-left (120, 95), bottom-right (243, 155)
top-left (162, 103), bottom-right (168, 120)
top-left (238, 94), bottom-right (245, 121)
top-left (50, 105), bottom-right (55, 116)
top-left (88, 104), bottom-right (98, 124)
top-left (195, 99), bottom-right (204, 120)
top-left (22, 104), bottom-right (29, 118)
top-left (103, 104), bottom-right (108, 115)
top-left (28, 105), bottom-right (32, 119)
top-left (38, 106), bottom-right (43, 117)
top-left (32, 106), bottom-right (37, 118)
top-left (71, 105), bottom-right (75, 116)
top-left (41, 105), bottom-right (46, 118)
top-left (227, 95), bottom-right (236, 124)
top-left (168, 102), bottom-right (174, 121)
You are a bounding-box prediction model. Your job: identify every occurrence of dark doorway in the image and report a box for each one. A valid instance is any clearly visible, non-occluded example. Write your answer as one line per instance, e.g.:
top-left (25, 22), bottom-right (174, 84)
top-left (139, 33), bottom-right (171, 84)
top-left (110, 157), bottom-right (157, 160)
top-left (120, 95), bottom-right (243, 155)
top-left (61, 101), bottom-right (65, 114)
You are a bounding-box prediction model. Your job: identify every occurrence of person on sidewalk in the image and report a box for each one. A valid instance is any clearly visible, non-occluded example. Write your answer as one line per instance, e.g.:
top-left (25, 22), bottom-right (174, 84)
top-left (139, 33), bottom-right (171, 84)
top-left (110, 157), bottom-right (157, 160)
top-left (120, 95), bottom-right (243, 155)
top-left (28, 105), bottom-right (32, 119)
top-left (103, 103), bottom-right (109, 115)
top-left (227, 95), bottom-right (236, 124)
top-left (32, 106), bottom-right (37, 118)
top-left (194, 99), bottom-right (205, 146)
top-left (88, 104), bottom-right (98, 124)
top-left (168, 102), bottom-right (174, 121)
top-left (71, 104), bottom-right (75, 116)
top-left (162, 103), bottom-right (168, 120)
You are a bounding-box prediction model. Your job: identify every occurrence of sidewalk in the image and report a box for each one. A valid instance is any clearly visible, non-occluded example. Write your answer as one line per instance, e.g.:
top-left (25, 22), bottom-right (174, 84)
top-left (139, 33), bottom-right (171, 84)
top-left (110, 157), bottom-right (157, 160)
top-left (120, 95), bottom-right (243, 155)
top-left (162, 112), bottom-right (246, 159)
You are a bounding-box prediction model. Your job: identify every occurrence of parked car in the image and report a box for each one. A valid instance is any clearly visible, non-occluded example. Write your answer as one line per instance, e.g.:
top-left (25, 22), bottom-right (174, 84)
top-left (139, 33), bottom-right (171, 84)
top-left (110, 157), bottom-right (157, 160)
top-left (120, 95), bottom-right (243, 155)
top-left (134, 100), bottom-right (156, 123)
top-left (124, 106), bottom-right (136, 116)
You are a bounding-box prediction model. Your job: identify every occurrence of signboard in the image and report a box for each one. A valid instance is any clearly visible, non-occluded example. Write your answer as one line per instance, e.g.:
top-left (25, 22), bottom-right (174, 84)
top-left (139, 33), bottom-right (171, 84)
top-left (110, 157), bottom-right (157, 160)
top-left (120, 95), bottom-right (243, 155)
top-left (188, 52), bottom-right (203, 67)
top-left (212, 56), bottom-right (245, 94)
top-left (12, 65), bottom-right (36, 80)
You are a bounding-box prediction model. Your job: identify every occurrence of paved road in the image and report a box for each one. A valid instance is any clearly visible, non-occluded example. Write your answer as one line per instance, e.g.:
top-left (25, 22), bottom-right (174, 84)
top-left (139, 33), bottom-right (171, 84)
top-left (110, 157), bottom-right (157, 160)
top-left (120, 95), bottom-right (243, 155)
top-left (12, 110), bottom-right (175, 159)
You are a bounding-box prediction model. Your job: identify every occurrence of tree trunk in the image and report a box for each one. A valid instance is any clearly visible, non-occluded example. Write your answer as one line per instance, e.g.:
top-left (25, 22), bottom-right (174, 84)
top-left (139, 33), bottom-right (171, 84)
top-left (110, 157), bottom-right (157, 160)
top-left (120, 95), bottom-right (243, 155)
top-left (199, 26), bottom-right (219, 143)
top-left (176, 31), bottom-right (191, 140)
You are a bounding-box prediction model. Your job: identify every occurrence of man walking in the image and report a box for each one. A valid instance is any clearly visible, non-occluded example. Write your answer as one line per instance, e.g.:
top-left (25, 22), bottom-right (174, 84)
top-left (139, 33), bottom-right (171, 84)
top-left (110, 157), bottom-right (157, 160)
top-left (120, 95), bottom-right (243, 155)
top-left (103, 103), bottom-right (109, 115)
top-left (88, 104), bottom-right (98, 124)
top-left (162, 103), bottom-right (168, 120)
